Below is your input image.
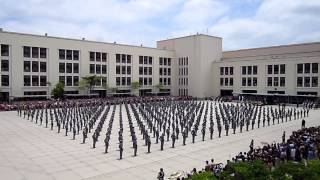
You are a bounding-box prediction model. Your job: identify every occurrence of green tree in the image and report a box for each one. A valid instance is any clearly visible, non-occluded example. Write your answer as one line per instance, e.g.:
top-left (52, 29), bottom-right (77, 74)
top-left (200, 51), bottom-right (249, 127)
top-left (79, 75), bottom-right (101, 94)
top-left (155, 83), bottom-right (164, 91)
top-left (51, 82), bottom-right (65, 99)
top-left (131, 81), bottom-right (140, 96)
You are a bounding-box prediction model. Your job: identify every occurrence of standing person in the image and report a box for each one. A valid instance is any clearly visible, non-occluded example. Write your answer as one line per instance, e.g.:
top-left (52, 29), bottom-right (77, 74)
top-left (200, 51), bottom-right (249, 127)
top-left (157, 168), bottom-right (165, 180)
top-left (301, 119), bottom-right (306, 129)
top-left (282, 131), bottom-right (286, 143)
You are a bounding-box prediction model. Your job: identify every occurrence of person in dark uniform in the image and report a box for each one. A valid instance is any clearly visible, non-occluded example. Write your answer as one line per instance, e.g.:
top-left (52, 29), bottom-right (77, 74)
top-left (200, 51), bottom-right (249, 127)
top-left (301, 119), bottom-right (306, 129)
top-left (133, 141), bottom-right (137, 156)
top-left (160, 134), bottom-right (164, 151)
top-left (157, 168), bottom-right (165, 180)
top-left (171, 133), bottom-right (176, 148)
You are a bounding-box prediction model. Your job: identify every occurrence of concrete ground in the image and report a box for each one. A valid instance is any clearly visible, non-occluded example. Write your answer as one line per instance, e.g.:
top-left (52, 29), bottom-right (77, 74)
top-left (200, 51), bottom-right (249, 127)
top-left (0, 102), bottom-right (319, 180)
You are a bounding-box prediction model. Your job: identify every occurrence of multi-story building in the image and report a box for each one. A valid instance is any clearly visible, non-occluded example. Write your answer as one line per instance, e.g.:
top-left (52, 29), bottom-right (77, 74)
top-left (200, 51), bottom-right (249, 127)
top-left (0, 28), bottom-right (319, 101)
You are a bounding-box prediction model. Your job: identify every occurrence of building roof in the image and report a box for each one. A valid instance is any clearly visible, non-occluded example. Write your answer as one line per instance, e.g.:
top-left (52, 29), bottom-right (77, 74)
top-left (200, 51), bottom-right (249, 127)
top-left (157, 33), bottom-right (222, 42)
top-left (222, 41), bottom-right (320, 59)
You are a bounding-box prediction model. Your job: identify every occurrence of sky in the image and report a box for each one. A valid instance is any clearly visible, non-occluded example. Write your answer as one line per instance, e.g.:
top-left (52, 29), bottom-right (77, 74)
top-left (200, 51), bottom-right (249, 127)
top-left (1, 0), bottom-right (320, 50)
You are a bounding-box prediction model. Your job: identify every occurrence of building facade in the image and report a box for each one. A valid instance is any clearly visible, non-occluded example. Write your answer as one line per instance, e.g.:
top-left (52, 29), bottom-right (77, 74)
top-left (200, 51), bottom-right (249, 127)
top-left (0, 29), bottom-right (319, 101)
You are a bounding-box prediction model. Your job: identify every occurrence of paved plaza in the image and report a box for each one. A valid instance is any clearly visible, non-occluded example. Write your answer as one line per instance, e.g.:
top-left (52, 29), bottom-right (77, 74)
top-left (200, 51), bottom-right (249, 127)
top-left (0, 102), bottom-right (319, 180)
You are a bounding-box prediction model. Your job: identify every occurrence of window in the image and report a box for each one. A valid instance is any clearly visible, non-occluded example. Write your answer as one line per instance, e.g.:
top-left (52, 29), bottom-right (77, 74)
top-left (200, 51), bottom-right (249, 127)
top-left (116, 54), bottom-right (120, 63)
top-left (297, 64), bottom-right (303, 74)
top-left (304, 77), bottom-right (310, 87)
top-left (59, 76), bottom-right (65, 85)
top-left (149, 67), bottom-right (152, 75)
top-left (95, 79), bottom-right (101, 86)
top-left (168, 78), bottom-right (171, 85)
top-left (66, 50), bottom-right (72, 60)
top-left (248, 66), bottom-right (252, 75)
top-left (144, 67), bottom-right (148, 75)
top-left (1, 60), bottom-right (9, 71)
top-left (32, 61), bottom-right (39, 72)
top-left (90, 64), bottom-right (95, 74)
top-left (96, 52), bottom-right (101, 62)
top-left (312, 63), bottom-right (318, 73)
top-left (116, 77), bottom-right (120, 86)
top-left (220, 78), bottom-right (223, 86)
top-left (144, 77), bottom-right (148, 85)
top-left (247, 77), bottom-right (252, 86)
top-left (312, 77), bottom-right (318, 87)
top-left (139, 56), bottom-right (143, 64)
top-left (168, 68), bottom-right (171, 76)
top-left (1, 45), bottom-right (9, 56)
top-left (224, 78), bottom-right (229, 86)
top-left (127, 66), bottom-right (131, 75)
top-left (268, 65), bottom-right (272, 74)
top-left (230, 67), bottom-right (233, 75)
top-left (139, 77), bottom-right (143, 85)
top-left (90, 52), bottom-right (95, 61)
top-left (116, 66), bottom-right (120, 74)
top-left (280, 77), bottom-right (285, 87)
top-left (253, 66), bottom-right (257, 75)
top-left (121, 54), bottom-right (126, 63)
top-left (40, 48), bottom-right (46, 58)
top-left (159, 68), bottom-right (163, 75)
top-left (242, 77), bottom-right (246, 86)
top-left (59, 63), bottom-right (65, 73)
top-left (102, 53), bottom-right (107, 62)
top-left (66, 63), bottom-right (72, 73)
top-left (32, 76), bottom-right (39, 86)
top-left (24, 61), bottom-right (31, 72)
top-left (274, 65), bottom-right (279, 74)
top-left (127, 55), bottom-right (131, 63)
top-left (74, 76), bottom-right (79, 86)
top-left (242, 66), bottom-right (246, 75)
top-left (24, 75), bottom-right (31, 86)
top-left (40, 62), bottom-right (46, 72)
top-left (139, 67), bottom-right (143, 75)
top-left (73, 63), bottom-right (79, 73)
top-left (40, 76), bottom-right (46, 86)
top-left (32, 47), bottom-right (39, 58)
top-left (102, 65), bottom-right (107, 74)
top-left (274, 77), bottom-right (279, 86)
top-left (163, 68), bottom-right (167, 76)
top-left (121, 77), bottom-right (126, 86)
top-left (164, 58), bottom-right (167, 66)
top-left (159, 58), bottom-right (163, 65)
top-left (168, 58), bottom-right (171, 66)
top-left (280, 64), bottom-right (285, 74)
top-left (160, 78), bottom-right (163, 84)
top-left (253, 77), bottom-right (257, 86)
top-left (121, 66), bottom-right (126, 74)
top-left (73, 50), bottom-right (79, 60)
top-left (304, 63), bottom-right (310, 74)
top-left (127, 77), bottom-right (131, 86)
top-left (268, 77), bottom-right (272, 86)
top-left (144, 56), bottom-right (148, 64)
top-left (102, 77), bottom-right (106, 86)
top-left (59, 49), bottom-right (65, 60)
top-left (66, 76), bottom-right (72, 86)
top-left (225, 67), bottom-right (229, 75)
top-left (164, 78), bottom-right (167, 85)
top-left (1, 75), bottom-right (9, 86)
top-left (96, 64), bottom-right (101, 74)
top-left (24, 46), bottom-right (31, 58)
top-left (297, 77), bottom-right (303, 87)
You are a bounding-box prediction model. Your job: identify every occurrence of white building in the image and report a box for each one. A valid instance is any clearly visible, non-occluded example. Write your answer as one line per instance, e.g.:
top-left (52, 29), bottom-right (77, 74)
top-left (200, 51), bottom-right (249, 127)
top-left (0, 29), bottom-right (319, 101)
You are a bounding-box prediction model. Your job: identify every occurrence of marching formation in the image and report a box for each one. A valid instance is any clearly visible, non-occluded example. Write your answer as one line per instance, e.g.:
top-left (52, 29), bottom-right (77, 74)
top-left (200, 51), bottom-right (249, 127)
top-left (16, 97), bottom-right (314, 160)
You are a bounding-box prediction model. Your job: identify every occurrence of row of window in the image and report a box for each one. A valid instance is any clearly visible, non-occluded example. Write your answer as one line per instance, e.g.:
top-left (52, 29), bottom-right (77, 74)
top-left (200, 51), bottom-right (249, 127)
top-left (179, 88), bottom-right (188, 96)
top-left (242, 77), bottom-right (258, 87)
top-left (139, 66), bottom-right (152, 76)
top-left (179, 68), bottom-right (188, 76)
top-left (139, 77), bottom-right (152, 86)
top-left (24, 61), bottom-right (47, 73)
top-left (267, 64), bottom-right (285, 74)
top-left (24, 75), bottom-right (47, 86)
top-left (1, 44), bottom-right (9, 56)
top-left (297, 63), bottom-right (318, 74)
top-left (90, 64), bottom-right (107, 74)
top-left (116, 54), bottom-right (132, 64)
top-left (160, 68), bottom-right (171, 76)
top-left (116, 77), bottom-right (131, 86)
top-left (1, 60), bottom-right (9, 72)
top-left (93, 77), bottom-right (107, 87)
top-left (90, 51), bottom-right (107, 62)
top-left (116, 65), bottom-right (131, 75)
top-left (59, 76), bottom-right (79, 87)
top-left (220, 67), bottom-right (234, 76)
top-left (178, 57), bottom-right (188, 66)
top-left (160, 78), bottom-right (171, 86)
top-left (220, 78), bottom-right (234, 86)
top-left (59, 63), bottom-right (79, 74)
top-left (159, 57), bottom-right (171, 66)
top-left (23, 46), bottom-right (47, 59)
top-left (139, 56), bottom-right (153, 65)
top-left (178, 78), bottom-right (188, 86)
top-left (267, 77), bottom-right (286, 87)
top-left (297, 77), bottom-right (318, 87)
top-left (242, 66), bottom-right (258, 75)
top-left (59, 49), bottom-right (79, 60)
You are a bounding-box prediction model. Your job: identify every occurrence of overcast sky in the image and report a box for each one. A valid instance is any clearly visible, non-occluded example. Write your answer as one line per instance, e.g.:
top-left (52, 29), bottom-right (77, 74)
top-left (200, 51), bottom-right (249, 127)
top-left (1, 0), bottom-right (320, 50)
